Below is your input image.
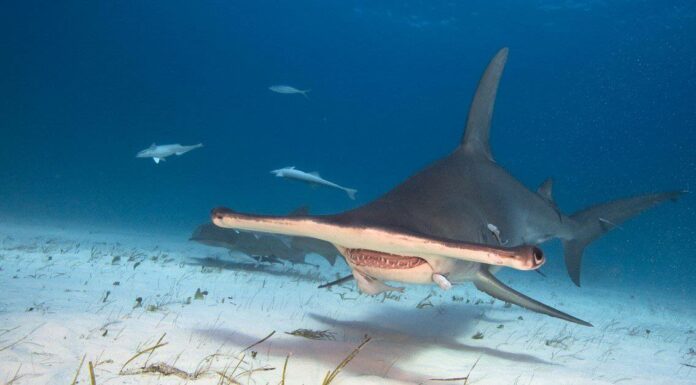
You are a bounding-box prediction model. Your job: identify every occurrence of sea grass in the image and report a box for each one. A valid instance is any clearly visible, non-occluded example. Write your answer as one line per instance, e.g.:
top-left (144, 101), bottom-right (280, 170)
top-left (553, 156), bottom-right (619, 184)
top-left (70, 354), bottom-right (86, 385)
top-left (322, 336), bottom-right (371, 385)
top-left (119, 333), bottom-right (168, 374)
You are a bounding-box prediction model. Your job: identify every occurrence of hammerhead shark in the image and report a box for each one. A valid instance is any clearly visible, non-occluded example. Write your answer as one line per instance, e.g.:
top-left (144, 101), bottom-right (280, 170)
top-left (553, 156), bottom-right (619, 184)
top-left (211, 48), bottom-right (681, 326)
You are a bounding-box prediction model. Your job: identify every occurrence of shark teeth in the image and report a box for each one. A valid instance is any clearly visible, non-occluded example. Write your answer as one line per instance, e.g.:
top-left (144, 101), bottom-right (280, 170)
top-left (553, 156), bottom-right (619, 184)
top-left (345, 248), bottom-right (426, 269)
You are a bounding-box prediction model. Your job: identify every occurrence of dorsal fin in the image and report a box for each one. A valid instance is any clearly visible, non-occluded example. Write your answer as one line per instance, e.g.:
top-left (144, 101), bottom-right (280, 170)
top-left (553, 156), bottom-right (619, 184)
top-left (461, 47), bottom-right (509, 160)
top-left (537, 178), bottom-right (554, 202)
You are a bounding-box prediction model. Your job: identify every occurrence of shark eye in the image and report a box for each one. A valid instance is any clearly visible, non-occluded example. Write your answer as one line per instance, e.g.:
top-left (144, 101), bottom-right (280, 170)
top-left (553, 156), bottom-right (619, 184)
top-left (211, 208), bottom-right (227, 220)
top-left (532, 247), bottom-right (544, 263)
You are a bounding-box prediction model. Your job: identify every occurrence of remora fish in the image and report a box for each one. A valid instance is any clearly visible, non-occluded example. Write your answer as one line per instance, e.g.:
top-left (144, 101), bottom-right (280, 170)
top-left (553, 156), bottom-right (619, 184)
top-left (136, 143), bottom-right (203, 164)
top-left (213, 48), bottom-right (682, 326)
top-left (271, 166), bottom-right (358, 200)
top-left (269, 85), bottom-right (310, 99)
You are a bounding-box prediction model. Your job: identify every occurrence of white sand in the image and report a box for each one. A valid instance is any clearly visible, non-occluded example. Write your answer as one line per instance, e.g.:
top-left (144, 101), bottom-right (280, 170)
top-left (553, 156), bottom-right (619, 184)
top-left (1, 220), bottom-right (694, 384)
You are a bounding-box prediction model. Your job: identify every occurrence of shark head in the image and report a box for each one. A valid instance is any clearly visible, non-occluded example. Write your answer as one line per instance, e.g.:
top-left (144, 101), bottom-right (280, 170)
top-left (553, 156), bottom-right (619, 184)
top-left (136, 143), bottom-right (157, 158)
top-left (270, 166), bottom-right (294, 177)
top-left (210, 207), bottom-right (545, 273)
top-left (135, 149), bottom-right (150, 158)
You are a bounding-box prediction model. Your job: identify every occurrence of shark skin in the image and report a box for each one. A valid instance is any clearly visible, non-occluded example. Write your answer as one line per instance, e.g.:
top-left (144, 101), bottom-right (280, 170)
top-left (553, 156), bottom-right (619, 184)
top-left (212, 48), bottom-right (683, 326)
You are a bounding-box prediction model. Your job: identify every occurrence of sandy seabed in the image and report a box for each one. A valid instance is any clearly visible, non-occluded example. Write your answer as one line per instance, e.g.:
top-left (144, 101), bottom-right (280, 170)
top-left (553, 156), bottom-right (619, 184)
top-left (0, 221), bottom-right (694, 385)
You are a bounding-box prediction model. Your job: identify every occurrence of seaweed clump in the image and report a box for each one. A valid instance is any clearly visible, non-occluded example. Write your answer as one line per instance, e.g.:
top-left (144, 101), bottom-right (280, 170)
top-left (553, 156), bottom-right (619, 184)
top-left (285, 329), bottom-right (336, 341)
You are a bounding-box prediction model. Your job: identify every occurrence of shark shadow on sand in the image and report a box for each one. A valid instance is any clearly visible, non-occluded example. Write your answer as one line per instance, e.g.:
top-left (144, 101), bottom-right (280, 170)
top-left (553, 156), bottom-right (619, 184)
top-left (307, 310), bottom-right (552, 365)
top-left (195, 305), bottom-right (550, 384)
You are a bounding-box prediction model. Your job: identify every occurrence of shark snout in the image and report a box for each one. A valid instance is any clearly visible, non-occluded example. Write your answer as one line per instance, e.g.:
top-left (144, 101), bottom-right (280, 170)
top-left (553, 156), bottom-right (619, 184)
top-left (210, 207), bottom-right (235, 225)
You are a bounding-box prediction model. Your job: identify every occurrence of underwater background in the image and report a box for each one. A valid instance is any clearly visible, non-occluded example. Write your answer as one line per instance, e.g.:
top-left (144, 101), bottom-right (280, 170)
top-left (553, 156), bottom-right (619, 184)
top-left (1, 0), bottom-right (694, 299)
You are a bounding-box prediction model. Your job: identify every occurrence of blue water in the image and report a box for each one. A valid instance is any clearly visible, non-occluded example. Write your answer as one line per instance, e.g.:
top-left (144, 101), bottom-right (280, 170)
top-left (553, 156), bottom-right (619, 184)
top-left (1, 1), bottom-right (694, 291)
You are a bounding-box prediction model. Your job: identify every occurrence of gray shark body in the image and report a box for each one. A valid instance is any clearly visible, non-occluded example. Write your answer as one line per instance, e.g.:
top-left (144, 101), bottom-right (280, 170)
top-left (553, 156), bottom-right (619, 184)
top-left (212, 48), bottom-right (682, 326)
top-left (269, 85), bottom-right (310, 99)
top-left (136, 143), bottom-right (203, 164)
top-left (271, 166), bottom-right (358, 200)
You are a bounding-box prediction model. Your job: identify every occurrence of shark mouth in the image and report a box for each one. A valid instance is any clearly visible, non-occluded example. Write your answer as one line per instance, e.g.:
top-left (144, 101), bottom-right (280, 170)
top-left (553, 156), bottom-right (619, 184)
top-left (210, 207), bottom-right (545, 271)
top-left (344, 248), bottom-right (426, 269)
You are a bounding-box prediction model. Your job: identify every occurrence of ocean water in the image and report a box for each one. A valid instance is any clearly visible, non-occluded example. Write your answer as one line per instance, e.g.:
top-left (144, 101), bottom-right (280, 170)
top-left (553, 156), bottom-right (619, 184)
top-left (1, 1), bottom-right (695, 384)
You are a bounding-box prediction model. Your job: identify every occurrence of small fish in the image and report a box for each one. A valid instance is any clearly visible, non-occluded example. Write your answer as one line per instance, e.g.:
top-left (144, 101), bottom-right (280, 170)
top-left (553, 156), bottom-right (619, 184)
top-left (487, 223), bottom-right (508, 245)
top-left (432, 273), bottom-right (452, 291)
top-left (269, 85), bottom-right (310, 99)
top-left (136, 143), bottom-right (203, 164)
top-left (271, 166), bottom-right (357, 200)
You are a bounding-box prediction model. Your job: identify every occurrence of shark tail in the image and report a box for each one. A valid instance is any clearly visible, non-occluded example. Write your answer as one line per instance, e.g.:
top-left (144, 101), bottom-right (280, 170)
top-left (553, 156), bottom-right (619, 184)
top-left (301, 90), bottom-right (311, 100)
top-left (564, 190), bottom-right (684, 286)
top-left (474, 267), bottom-right (592, 326)
top-left (344, 188), bottom-right (357, 200)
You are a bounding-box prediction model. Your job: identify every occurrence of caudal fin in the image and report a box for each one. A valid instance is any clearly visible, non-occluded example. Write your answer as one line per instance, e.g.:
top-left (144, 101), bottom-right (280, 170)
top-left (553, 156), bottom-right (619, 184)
top-left (301, 90), bottom-right (311, 100)
top-left (474, 267), bottom-right (592, 326)
top-left (564, 190), bottom-right (684, 286)
top-left (345, 188), bottom-right (357, 200)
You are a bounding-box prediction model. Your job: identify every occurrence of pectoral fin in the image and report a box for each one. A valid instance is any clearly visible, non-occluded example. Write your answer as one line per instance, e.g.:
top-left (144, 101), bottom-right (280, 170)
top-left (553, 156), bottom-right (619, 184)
top-left (474, 267), bottom-right (592, 326)
top-left (153, 157), bottom-right (162, 164)
top-left (352, 269), bottom-right (403, 295)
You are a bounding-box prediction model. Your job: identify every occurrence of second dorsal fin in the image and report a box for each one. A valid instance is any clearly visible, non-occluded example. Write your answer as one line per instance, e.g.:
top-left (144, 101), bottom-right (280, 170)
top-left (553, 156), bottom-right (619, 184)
top-left (537, 178), bottom-right (554, 203)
